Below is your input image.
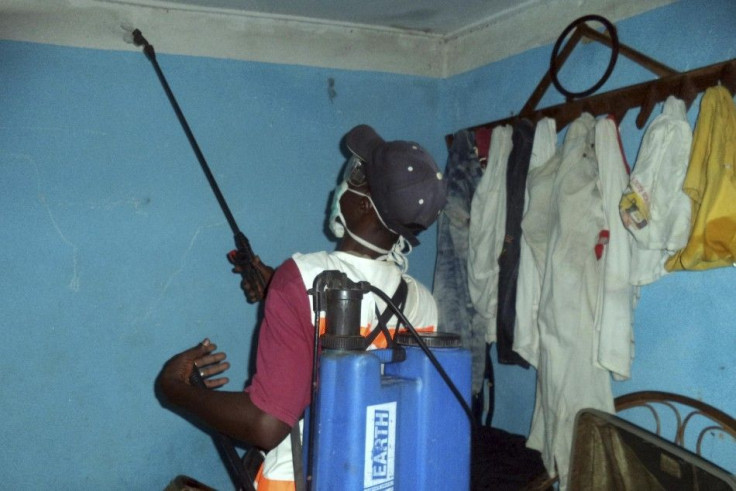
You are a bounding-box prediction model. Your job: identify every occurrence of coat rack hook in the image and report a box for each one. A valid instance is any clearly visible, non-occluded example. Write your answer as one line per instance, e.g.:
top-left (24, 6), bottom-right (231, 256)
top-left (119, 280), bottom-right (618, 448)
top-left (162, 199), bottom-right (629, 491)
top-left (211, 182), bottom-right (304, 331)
top-left (613, 107), bottom-right (628, 125)
top-left (636, 85), bottom-right (659, 129)
top-left (677, 76), bottom-right (699, 110)
top-left (719, 61), bottom-right (736, 95)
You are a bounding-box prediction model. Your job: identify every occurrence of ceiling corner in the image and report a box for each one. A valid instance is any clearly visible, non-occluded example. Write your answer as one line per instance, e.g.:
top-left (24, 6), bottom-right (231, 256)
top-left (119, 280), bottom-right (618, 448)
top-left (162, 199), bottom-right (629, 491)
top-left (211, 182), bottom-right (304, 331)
top-left (0, 0), bottom-right (677, 78)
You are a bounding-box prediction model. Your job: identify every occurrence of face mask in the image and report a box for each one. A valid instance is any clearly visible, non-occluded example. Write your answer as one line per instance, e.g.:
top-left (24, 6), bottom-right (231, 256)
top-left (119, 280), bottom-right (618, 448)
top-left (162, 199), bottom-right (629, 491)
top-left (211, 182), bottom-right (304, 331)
top-left (328, 181), bottom-right (349, 239)
top-left (328, 182), bottom-right (392, 256)
top-left (385, 235), bottom-right (412, 273)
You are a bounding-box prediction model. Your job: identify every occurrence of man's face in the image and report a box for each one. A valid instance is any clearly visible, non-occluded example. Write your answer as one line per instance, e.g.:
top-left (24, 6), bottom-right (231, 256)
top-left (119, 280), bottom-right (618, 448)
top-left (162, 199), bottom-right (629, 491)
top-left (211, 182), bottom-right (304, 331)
top-left (339, 179), bottom-right (371, 226)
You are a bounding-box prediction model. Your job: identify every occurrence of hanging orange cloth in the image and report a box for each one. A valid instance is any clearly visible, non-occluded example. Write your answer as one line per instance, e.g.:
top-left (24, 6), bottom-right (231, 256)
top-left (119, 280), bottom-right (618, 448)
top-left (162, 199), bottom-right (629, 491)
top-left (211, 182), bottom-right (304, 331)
top-left (666, 85), bottom-right (736, 271)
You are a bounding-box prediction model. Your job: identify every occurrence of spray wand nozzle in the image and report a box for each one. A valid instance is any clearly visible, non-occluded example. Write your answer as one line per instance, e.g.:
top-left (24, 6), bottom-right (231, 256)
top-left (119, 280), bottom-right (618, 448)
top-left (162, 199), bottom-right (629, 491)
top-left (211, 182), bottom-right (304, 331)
top-left (122, 25), bottom-right (155, 61)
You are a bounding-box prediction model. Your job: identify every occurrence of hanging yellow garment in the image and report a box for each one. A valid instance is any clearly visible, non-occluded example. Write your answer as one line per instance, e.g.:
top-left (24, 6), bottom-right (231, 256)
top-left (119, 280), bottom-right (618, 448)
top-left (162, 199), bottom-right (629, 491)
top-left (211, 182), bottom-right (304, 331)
top-left (666, 85), bottom-right (736, 271)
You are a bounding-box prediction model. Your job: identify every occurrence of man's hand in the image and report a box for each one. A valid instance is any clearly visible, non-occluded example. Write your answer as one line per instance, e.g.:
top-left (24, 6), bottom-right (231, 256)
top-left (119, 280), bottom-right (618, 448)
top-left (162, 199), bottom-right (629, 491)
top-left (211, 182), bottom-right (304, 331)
top-left (155, 338), bottom-right (291, 451)
top-left (156, 339), bottom-right (230, 404)
top-left (229, 253), bottom-right (274, 303)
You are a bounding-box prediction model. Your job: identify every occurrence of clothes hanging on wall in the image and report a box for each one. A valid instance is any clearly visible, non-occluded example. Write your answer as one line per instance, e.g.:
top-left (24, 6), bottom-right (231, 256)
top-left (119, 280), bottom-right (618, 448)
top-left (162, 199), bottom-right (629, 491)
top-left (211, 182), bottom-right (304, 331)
top-left (665, 85), bottom-right (736, 271)
top-left (513, 117), bottom-right (560, 368)
top-left (496, 120), bottom-right (535, 368)
top-left (593, 116), bottom-right (637, 381)
top-left (619, 96), bottom-right (693, 285)
top-left (468, 125), bottom-right (512, 349)
top-left (475, 126), bottom-right (492, 166)
top-left (432, 129), bottom-right (488, 403)
top-left (467, 125), bottom-right (514, 425)
top-left (443, 49), bottom-right (735, 486)
top-left (520, 113), bottom-right (636, 489)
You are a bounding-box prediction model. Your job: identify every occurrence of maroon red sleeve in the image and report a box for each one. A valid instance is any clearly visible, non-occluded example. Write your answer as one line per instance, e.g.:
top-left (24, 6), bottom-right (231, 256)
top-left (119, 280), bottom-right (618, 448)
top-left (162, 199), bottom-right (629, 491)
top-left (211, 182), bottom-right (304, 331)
top-left (245, 258), bottom-right (314, 427)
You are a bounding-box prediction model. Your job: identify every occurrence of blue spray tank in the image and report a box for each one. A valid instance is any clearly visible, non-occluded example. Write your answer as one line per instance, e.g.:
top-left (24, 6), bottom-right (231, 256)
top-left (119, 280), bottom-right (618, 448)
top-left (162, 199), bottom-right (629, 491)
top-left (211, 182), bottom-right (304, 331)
top-left (304, 270), bottom-right (473, 490)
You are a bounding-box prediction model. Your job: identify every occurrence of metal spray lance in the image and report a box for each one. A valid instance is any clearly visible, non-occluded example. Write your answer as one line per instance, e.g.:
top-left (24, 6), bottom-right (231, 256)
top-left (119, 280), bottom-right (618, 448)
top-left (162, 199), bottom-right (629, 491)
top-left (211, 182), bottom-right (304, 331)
top-left (124, 27), bottom-right (266, 303)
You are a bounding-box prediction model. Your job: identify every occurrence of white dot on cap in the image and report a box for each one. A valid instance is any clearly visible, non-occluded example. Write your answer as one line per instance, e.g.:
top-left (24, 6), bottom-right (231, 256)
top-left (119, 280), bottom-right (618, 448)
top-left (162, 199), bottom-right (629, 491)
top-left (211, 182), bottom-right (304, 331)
top-left (419, 198), bottom-right (425, 205)
top-left (412, 145), bottom-right (418, 150)
top-left (408, 166), bottom-right (414, 172)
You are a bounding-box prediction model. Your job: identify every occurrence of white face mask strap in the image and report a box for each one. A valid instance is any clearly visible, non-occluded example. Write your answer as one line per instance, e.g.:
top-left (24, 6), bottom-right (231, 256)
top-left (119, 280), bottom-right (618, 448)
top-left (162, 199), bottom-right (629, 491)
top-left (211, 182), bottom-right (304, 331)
top-left (346, 188), bottom-right (398, 236)
top-left (375, 236), bottom-right (411, 272)
top-left (344, 224), bottom-right (392, 255)
top-left (340, 187), bottom-right (414, 270)
top-left (397, 235), bottom-right (412, 255)
top-left (393, 236), bottom-right (411, 272)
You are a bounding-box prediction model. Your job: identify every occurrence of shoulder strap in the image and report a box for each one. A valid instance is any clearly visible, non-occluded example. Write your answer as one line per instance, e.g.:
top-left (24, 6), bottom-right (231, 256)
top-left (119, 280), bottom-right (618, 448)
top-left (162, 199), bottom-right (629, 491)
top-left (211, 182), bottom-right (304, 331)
top-left (363, 278), bottom-right (408, 348)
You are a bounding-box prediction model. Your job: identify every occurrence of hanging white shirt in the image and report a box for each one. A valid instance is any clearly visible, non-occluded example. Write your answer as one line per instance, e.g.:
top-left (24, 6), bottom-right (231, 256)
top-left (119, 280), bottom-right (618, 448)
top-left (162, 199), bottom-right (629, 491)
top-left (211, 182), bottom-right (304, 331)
top-left (467, 125), bottom-right (513, 343)
top-left (593, 116), bottom-right (638, 381)
top-left (619, 96), bottom-right (693, 285)
top-left (513, 117), bottom-right (558, 368)
top-left (526, 113), bottom-right (614, 490)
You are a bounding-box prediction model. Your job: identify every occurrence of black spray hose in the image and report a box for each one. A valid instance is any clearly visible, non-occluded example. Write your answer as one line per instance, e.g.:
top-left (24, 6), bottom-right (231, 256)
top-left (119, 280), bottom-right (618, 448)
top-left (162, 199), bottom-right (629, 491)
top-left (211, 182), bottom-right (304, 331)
top-left (368, 285), bottom-right (477, 429)
top-left (306, 279), bottom-right (325, 491)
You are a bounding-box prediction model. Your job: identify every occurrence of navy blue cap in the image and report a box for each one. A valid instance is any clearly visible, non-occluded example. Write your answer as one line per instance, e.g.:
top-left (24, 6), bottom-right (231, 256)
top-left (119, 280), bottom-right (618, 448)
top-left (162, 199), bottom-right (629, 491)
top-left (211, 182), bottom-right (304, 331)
top-left (345, 124), bottom-right (447, 246)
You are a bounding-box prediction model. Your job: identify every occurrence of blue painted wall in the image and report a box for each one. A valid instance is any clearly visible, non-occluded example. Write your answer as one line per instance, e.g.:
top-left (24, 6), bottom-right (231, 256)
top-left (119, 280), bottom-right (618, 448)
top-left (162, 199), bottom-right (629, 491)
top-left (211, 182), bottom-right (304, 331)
top-left (0, 43), bottom-right (442, 488)
top-left (1, 0), bottom-right (734, 487)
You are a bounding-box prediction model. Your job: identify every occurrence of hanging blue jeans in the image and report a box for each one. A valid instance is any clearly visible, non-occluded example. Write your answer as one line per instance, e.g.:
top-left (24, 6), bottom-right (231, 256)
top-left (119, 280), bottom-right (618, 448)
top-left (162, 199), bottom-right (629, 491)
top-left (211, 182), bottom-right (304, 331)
top-left (433, 130), bottom-right (488, 401)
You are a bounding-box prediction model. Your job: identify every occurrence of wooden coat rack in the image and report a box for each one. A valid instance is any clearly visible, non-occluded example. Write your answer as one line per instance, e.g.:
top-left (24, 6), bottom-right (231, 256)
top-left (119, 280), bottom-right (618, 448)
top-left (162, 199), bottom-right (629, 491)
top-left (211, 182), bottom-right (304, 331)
top-left (446, 16), bottom-right (736, 147)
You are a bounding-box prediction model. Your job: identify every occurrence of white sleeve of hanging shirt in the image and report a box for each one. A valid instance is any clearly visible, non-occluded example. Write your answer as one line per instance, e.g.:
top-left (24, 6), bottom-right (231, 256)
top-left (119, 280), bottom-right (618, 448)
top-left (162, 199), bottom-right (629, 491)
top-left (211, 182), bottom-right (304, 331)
top-left (513, 117), bottom-right (557, 367)
top-left (594, 116), bottom-right (637, 380)
top-left (468, 125), bottom-right (513, 343)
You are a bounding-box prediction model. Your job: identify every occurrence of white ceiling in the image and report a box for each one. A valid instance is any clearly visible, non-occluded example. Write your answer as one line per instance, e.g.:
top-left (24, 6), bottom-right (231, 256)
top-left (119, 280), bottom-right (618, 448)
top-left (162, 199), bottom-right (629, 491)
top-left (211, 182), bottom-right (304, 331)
top-left (127, 0), bottom-right (538, 36)
top-left (1, 0), bottom-right (675, 77)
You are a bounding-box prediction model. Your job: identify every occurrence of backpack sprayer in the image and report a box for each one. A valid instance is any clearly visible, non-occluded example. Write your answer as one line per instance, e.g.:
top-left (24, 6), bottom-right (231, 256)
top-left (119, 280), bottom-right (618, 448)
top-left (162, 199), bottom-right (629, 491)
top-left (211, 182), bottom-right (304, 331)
top-left (126, 28), bottom-right (262, 491)
top-left (306, 271), bottom-right (474, 490)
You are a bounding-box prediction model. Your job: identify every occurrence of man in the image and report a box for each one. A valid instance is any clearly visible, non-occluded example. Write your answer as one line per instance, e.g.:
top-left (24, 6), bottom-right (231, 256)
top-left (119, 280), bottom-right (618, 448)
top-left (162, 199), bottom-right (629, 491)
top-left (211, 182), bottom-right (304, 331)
top-left (156, 124), bottom-right (447, 488)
